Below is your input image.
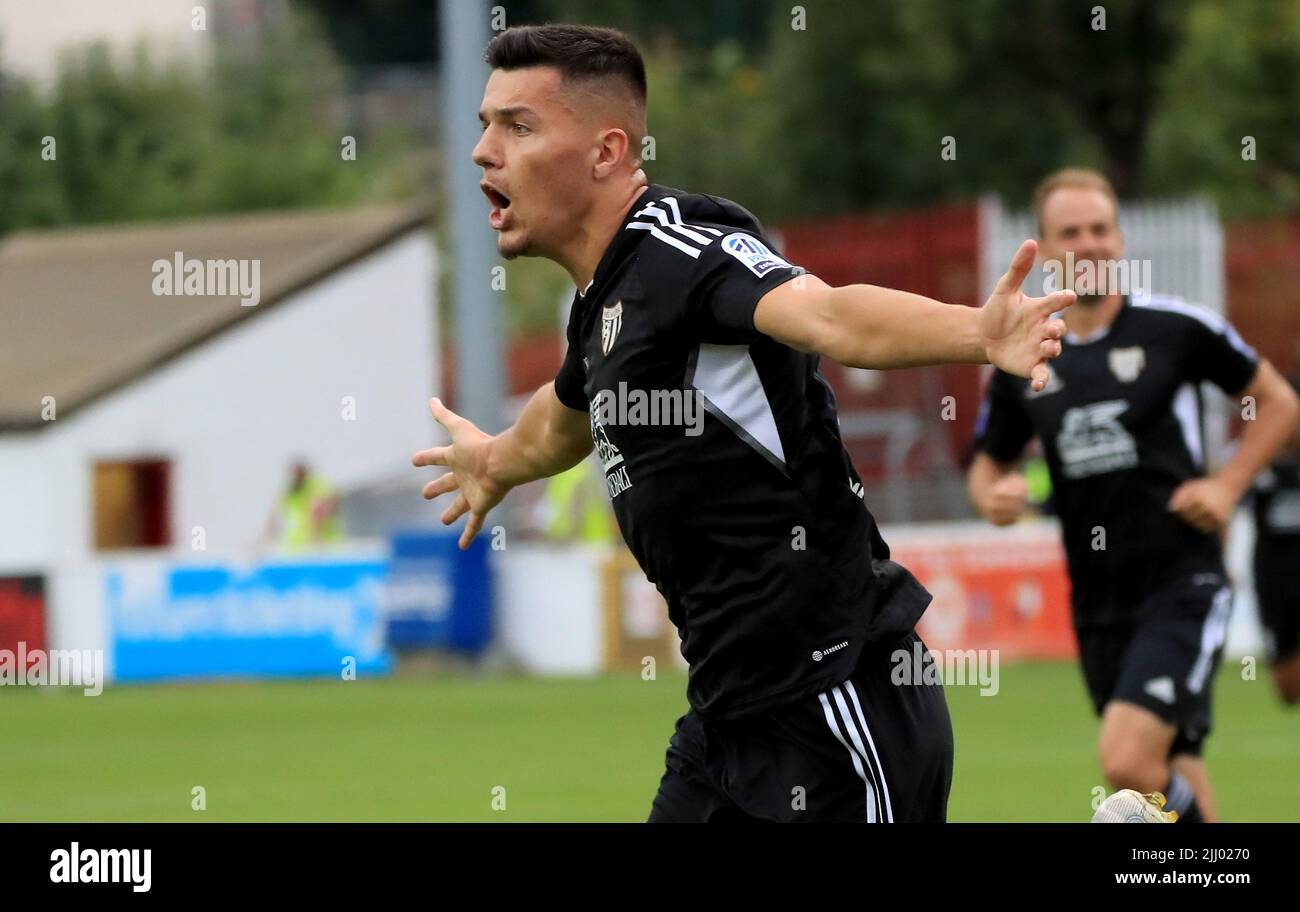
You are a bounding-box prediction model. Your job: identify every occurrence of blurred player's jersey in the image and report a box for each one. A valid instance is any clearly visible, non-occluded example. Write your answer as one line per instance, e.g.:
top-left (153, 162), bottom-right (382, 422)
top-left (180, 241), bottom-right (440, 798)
top-left (974, 294), bottom-right (1259, 627)
top-left (553, 184), bottom-right (931, 720)
top-left (1252, 459), bottom-right (1300, 541)
top-left (1250, 457), bottom-right (1300, 661)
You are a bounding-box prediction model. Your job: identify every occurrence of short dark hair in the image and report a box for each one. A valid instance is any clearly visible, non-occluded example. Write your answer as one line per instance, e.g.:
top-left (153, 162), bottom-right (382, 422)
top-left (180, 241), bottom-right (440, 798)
top-left (484, 24), bottom-right (646, 105)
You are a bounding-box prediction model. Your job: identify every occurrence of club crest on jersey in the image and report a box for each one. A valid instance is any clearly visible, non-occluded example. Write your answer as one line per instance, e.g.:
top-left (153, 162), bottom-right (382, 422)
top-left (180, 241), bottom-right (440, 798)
top-left (1108, 346), bottom-right (1145, 383)
top-left (601, 300), bottom-right (623, 356)
top-left (721, 232), bottom-right (791, 277)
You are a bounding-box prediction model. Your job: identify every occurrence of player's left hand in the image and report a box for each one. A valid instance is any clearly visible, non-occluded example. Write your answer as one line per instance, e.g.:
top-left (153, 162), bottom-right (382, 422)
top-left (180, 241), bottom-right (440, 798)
top-left (981, 239), bottom-right (1075, 392)
top-left (1168, 476), bottom-right (1240, 533)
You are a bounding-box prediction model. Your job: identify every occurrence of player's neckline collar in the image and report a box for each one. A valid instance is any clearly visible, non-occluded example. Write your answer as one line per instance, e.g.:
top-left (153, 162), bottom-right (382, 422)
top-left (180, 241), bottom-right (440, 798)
top-left (579, 184), bottom-right (669, 302)
top-left (1063, 295), bottom-right (1130, 345)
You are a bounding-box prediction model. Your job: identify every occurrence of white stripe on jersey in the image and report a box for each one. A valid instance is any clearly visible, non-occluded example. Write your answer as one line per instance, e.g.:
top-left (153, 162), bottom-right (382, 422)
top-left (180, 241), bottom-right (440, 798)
top-left (626, 196), bottom-right (724, 257)
top-left (1171, 382), bottom-right (1204, 471)
top-left (690, 344), bottom-right (787, 466)
top-left (634, 202), bottom-right (717, 246)
top-left (626, 221), bottom-right (702, 258)
top-left (1131, 293), bottom-right (1257, 360)
top-left (660, 196), bottom-right (723, 236)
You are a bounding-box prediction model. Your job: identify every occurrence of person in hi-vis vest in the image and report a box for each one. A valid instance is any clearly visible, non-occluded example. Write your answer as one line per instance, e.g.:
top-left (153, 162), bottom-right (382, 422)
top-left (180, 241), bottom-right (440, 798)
top-left (537, 456), bottom-right (616, 544)
top-left (271, 462), bottom-right (343, 550)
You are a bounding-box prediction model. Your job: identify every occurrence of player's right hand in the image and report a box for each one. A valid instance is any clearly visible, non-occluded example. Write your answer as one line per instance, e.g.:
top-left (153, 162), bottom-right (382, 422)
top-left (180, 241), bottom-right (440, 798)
top-left (980, 239), bottom-right (1073, 392)
top-left (982, 472), bottom-right (1030, 526)
top-left (411, 398), bottom-right (508, 550)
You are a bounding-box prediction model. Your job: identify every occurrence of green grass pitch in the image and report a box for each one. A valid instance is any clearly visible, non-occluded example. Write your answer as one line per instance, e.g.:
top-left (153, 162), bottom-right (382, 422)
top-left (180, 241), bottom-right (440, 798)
top-left (2, 661), bottom-right (1295, 821)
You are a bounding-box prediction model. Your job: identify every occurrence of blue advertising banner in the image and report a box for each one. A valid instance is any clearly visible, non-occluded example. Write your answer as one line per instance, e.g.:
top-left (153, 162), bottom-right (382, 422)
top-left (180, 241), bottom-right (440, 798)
top-left (108, 559), bottom-right (392, 682)
top-left (385, 531), bottom-right (492, 652)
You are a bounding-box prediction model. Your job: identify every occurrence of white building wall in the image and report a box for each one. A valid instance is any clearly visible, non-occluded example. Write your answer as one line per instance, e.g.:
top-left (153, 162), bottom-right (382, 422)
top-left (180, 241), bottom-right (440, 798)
top-left (0, 230), bottom-right (438, 659)
top-left (0, 433), bottom-right (54, 572)
top-left (497, 545), bottom-right (605, 675)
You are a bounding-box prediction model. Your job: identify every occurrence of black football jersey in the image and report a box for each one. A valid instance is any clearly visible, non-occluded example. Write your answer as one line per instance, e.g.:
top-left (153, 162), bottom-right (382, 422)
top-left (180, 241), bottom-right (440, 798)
top-left (1249, 457), bottom-right (1300, 656)
top-left (553, 184), bottom-right (931, 719)
top-left (1251, 457), bottom-right (1300, 583)
top-left (974, 294), bottom-right (1259, 627)
top-left (1252, 459), bottom-right (1300, 542)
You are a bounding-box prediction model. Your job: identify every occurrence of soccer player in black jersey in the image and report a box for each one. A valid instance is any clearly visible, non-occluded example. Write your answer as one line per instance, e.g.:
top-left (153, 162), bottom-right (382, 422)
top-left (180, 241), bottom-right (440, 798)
top-left (413, 24), bottom-right (1075, 822)
top-left (969, 169), bottom-right (1300, 822)
top-left (1246, 374), bottom-right (1300, 705)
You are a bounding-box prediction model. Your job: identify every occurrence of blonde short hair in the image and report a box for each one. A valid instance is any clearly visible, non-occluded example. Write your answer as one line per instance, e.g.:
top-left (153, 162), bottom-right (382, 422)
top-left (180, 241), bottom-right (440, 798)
top-left (1033, 168), bottom-right (1119, 236)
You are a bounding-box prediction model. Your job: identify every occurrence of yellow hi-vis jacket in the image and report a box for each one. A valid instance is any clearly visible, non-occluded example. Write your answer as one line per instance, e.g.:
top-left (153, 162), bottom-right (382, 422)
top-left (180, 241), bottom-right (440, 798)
top-left (280, 474), bottom-right (343, 550)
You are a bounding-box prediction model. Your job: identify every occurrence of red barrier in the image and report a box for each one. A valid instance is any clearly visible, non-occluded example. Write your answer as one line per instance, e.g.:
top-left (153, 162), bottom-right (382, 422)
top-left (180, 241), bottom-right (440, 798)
top-left (0, 575), bottom-right (46, 656)
top-left (885, 522), bottom-right (1077, 659)
top-left (1226, 214), bottom-right (1300, 377)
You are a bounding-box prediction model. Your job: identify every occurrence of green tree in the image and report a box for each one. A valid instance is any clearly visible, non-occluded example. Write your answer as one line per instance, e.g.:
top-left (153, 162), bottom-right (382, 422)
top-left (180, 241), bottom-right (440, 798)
top-left (1146, 0), bottom-right (1300, 216)
top-left (0, 13), bottom-right (418, 237)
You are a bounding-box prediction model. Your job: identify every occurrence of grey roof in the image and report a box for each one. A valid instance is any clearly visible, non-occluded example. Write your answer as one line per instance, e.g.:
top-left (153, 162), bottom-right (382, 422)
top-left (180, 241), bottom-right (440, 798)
top-left (0, 202), bottom-right (432, 431)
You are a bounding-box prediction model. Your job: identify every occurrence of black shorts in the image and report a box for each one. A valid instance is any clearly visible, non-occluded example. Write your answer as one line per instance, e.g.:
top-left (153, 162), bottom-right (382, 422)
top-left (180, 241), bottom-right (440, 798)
top-left (1076, 575), bottom-right (1233, 757)
top-left (647, 631), bottom-right (953, 822)
top-left (1254, 542), bottom-right (1300, 663)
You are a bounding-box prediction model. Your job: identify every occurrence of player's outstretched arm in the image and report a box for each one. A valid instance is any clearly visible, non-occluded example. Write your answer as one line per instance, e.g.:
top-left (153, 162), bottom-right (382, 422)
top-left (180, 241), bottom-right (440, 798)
top-left (1169, 360), bottom-right (1300, 533)
top-left (967, 452), bottom-right (1031, 526)
top-left (754, 240), bottom-right (1074, 392)
top-left (411, 384), bottom-right (593, 549)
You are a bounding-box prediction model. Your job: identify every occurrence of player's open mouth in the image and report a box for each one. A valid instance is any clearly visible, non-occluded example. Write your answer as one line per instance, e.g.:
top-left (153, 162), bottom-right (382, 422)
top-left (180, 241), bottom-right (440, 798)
top-left (481, 183), bottom-right (512, 230)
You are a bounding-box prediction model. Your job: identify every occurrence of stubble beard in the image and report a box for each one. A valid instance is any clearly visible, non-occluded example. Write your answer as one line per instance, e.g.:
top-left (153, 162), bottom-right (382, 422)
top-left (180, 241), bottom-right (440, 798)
top-left (497, 231), bottom-right (530, 260)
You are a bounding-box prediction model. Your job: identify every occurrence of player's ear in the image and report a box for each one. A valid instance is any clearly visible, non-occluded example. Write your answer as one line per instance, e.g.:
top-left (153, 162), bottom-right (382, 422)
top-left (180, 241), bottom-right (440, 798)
top-left (592, 127), bottom-right (630, 180)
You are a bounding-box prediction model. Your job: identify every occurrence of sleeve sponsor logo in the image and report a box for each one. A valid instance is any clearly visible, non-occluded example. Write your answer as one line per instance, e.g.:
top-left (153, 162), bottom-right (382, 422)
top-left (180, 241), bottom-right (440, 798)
top-left (722, 232), bottom-right (793, 277)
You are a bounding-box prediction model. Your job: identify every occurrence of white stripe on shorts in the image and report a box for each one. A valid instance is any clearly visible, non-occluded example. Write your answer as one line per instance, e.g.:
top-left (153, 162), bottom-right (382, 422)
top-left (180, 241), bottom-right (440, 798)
top-left (1187, 586), bottom-right (1233, 695)
top-left (818, 689), bottom-right (880, 822)
top-left (843, 679), bottom-right (895, 822)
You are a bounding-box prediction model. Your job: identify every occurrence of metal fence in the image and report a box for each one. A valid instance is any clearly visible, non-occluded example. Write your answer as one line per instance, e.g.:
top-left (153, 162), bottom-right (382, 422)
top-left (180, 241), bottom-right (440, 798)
top-left (978, 195), bottom-right (1226, 314)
